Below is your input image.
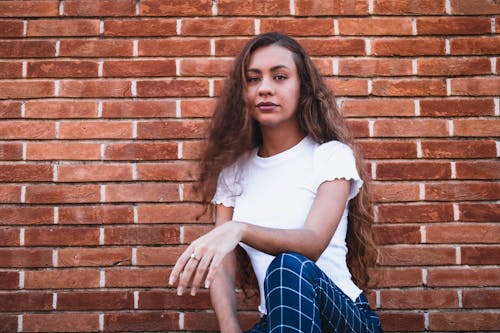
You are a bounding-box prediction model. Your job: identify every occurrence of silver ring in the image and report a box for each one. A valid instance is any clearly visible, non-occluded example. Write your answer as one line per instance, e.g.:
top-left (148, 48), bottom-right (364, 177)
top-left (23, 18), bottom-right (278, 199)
top-left (190, 253), bottom-right (200, 261)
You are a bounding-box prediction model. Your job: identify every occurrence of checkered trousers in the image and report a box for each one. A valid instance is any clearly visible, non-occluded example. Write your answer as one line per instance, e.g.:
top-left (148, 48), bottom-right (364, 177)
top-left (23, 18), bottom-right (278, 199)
top-left (246, 253), bottom-right (383, 333)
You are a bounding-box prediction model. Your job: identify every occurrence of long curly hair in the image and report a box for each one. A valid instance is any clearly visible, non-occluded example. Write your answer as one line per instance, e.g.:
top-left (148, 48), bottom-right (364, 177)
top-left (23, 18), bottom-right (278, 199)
top-left (196, 32), bottom-right (377, 291)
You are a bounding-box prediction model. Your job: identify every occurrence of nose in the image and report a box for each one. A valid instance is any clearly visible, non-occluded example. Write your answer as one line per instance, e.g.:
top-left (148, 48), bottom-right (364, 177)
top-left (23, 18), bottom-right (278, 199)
top-left (258, 76), bottom-right (274, 96)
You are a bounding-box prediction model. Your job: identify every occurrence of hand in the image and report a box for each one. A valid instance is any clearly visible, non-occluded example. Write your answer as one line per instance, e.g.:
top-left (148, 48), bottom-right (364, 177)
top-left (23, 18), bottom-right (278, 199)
top-left (168, 221), bottom-right (245, 296)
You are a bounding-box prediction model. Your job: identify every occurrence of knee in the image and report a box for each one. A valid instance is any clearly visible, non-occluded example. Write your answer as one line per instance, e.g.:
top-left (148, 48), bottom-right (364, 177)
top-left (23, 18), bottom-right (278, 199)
top-left (266, 252), bottom-right (312, 279)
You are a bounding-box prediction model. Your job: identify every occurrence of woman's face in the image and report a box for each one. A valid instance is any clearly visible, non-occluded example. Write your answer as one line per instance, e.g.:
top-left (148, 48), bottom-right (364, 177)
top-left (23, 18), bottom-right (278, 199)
top-left (245, 45), bottom-right (301, 130)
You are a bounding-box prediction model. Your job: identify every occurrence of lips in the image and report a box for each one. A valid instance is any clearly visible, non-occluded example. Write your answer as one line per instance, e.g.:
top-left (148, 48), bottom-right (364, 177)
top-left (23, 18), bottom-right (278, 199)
top-left (256, 102), bottom-right (279, 111)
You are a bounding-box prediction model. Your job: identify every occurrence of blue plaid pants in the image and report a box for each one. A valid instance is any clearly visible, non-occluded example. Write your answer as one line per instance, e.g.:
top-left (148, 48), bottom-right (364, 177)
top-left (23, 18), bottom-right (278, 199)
top-left (247, 253), bottom-right (383, 333)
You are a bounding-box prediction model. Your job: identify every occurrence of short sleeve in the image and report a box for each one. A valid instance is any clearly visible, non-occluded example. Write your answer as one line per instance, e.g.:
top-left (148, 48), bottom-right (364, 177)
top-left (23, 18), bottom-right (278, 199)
top-left (211, 164), bottom-right (238, 207)
top-left (313, 141), bottom-right (363, 201)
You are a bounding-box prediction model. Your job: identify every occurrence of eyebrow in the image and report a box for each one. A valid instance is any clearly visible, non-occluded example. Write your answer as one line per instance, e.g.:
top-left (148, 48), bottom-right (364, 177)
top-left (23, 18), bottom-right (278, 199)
top-left (246, 65), bottom-right (290, 73)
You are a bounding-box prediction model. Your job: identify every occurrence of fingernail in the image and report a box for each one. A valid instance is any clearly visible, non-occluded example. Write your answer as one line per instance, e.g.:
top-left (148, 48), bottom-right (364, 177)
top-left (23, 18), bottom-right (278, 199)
top-left (190, 287), bottom-right (197, 296)
top-left (168, 276), bottom-right (174, 285)
top-left (205, 280), bottom-right (210, 289)
top-left (177, 287), bottom-right (183, 296)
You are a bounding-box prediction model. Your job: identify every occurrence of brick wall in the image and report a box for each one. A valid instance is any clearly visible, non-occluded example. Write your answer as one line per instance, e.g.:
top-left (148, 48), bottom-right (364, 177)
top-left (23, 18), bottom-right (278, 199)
top-left (0, 0), bottom-right (499, 332)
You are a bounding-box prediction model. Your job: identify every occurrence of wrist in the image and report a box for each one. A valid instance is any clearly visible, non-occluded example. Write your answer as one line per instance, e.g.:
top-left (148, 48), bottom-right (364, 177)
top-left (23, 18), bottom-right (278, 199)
top-left (234, 221), bottom-right (247, 243)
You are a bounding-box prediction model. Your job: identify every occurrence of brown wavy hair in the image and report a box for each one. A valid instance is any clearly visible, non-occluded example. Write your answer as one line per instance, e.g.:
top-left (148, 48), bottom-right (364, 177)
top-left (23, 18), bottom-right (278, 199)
top-left (196, 32), bottom-right (377, 291)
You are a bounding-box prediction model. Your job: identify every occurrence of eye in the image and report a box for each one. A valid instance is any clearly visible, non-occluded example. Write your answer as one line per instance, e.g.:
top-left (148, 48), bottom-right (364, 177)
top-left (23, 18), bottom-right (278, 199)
top-left (247, 76), bottom-right (260, 83)
top-left (274, 74), bottom-right (287, 81)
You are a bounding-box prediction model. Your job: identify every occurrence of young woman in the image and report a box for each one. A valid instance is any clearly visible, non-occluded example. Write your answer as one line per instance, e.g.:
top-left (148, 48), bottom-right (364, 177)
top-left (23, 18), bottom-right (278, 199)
top-left (169, 32), bottom-right (383, 333)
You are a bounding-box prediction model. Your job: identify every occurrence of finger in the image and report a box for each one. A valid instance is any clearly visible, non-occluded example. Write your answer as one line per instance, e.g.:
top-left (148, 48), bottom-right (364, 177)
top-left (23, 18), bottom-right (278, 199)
top-left (204, 252), bottom-right (224, 289)
top-left (169, 245), bottom-right (194, 286)
top-left (190, 254), bottom-right (212, 295)
top-left (177, 255), bottom-right (200, 296)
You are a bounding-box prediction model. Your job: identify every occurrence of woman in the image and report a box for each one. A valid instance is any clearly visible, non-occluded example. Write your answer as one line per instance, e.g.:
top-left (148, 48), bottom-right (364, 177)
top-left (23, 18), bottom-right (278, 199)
top-left (169, 32), bottom-right (383, 333)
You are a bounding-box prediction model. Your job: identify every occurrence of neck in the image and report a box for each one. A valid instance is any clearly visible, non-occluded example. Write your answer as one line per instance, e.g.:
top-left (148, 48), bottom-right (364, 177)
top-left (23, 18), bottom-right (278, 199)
top-left (259, 125), bottom-right (305, 157)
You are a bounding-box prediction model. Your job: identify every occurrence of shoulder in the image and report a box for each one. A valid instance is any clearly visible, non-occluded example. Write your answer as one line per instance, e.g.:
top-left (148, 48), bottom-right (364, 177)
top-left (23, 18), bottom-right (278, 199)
top-left (314, 140), bottom-right (355, 162)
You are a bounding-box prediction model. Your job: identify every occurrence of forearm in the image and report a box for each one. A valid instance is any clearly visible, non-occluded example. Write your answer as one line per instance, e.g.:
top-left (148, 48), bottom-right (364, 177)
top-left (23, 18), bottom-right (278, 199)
top-left (210, 251), bottom-right (242, 333)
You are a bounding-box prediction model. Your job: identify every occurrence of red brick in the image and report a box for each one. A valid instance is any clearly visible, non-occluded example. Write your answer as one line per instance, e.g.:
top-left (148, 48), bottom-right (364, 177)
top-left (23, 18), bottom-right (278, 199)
top-left (106, 183), bottom-right (178, 203)
top-left (181, 18), bottom-right (254, 36)
top-left (381, 289), bottom-right (458, 309)
top-left (64, 0), bottom-right (135, 16)
top-left (357, 140), bottom-right (417, 159)
top-left (103, 59), bottom-right (176, 77)
top-left (59, 80), bottom-right (132, 98)
top-left (182, 140), bottom-right (206, 159)
top-left (28, 19), bottom-right (99, 36)
top-left (427, 267), bottom-right (500, 287)
top-left (27, 60), bottom-right (98, 78)
top-left (58, 164), bottom-right (133, 182)
top-left (0, 315), bottom-right (17, 332)
top-left (417, 17), bottom-right (491, 35)
top-left (418, 57), bottom-right (491, 76)
top-left (456, 161), bottom-right (499, 180)
top-left (427, 223), bottom-right (500, 243)
top-left (59, 39), bottom-right (133, 57)
top-left (137, 162), bottom-right (198, 181)
top-left (104, 311), bottom-right (179, 331)
top-left (378, 245), bottom-right (456, 266)
top-left (218, 0), bottom-right (289, 15)
top-left (339, 17), bottom-right (412, 35)
top-left (426, 182), bottom-right (500, 201)
top-left (368, 224), bottom-right (421, 245)
top-left (376, 161), bottom-right (451, 180)
top-left (0, 80), bottom-right (54, 99)
top-left (105, 268), bottom-right (171, 287)
top-left (105, 226), bottom-right (180, 245)
top-left (0, 61), bottom-right (22, 78)
top-left (0, 292), bottom-right (52, 311)
top-left (463, 288), bottom-right (500, 308)
top-left (181, 98), bottom-right (216, 118)
top-left (459, 203), bottom-right (500, 222)
top-left (421, 139), bottom-right (496, 158)
top-left (104, 142), bottom-right (178, 160)
top-left (0, 164), bottom-right (53, 182)
top-left (59, 206), bottom-right (134, 225)
top-left (214, 38), bottom-right (251, 56)
top-left (184, 225), bottom-right (213, 243)
top-left (295, 0), bottom-right (368, 15)
top-left (0, 143), bottom-right (22, 160)
top-left (462, 246), bottom-right (500, 265)
top-left (372, 38), bottom-right (445, 56)
top-left (0, 1), bottom-right (59, 17)
top-left (450, 0), bottom-right (500, 14)
top-left (298, 38), bottom-right (366, 56)
top-left (454, 119), bottom-right (500, 136)
top-left (0, 40), bottom-right (55, 58)
top-left (136, 79), bottom-right (208, 97)
top-left (0, 227), bottom-right (18, 246)
top-left (25, 227), bottom-right (100, 246)
top-left (104, 18), bottom-right (176, 37)
top-left (59, 121), bottom-right (132, 139)
top-left (182, 183), bottom-right (203, 202)
top-left (0, 248), bottom-right (52, 268)
top-left (452, 78), bottom-right (500, 96)
top-left (0, 207), bottom-right (53, 225)
top-left (339, 58), bottom-right (412, 77)
top-left (58, 247), bottom-right (132, 267)
top-left (140, 0), bottom-right (211, 16)
top-left (26, 142), bottom-right (101, 161)
top-left (139, 38), bottom-right (211, 56)
top-left (373, 119), bottom-right (449, 137)
top-left (102, 100), bottom-right (176, 118)
top-left (180, 58), bottom-right (233, 77)
top-left (0, 19), bottom-right (24, 37)
top-left (138, 204), bottom-right (211, 223)
top-left (378, 312), bottom-right (425, 332)
top-left (136, 246), bottom-right (185, 266)
top-left (374, 0), bottom-right (445, 14)
top-left (25, 185), bottom-right (100, 204)
top-left (260, 18), bottom-right (333, 36)
top-left (430, 312), bottom-right (500, 331)
top-left (25, 100), bottom-right (98, 118)
top-left (137, 120), bottom-right (209, 139)
top-left (325, 78), bottom-right (369, 96)
top-left (23, 313), bottom-right (99, 332)
top-left (373, 79), bottom-right (446, 97)
top-left (377, 203), bottom-right (454, 223)
top-left (25, 269), bottom-right (100, 289)
top-left (0, 121), bottom-right (55, 139)
top-left (312, 58), bottom-right (334, 75)
top-left (139, 290), bottom-right (211, 310)
top-left (346, 119), bottom-right (370, 137)
top-left (369, 268), bottom-right (422, 288)
top-left (342, 99), bottom-right (414, 117)
top-left (371, 183), bottom-right (420, 203)
top-left (0, 185), bottom-right (21, 203)
top-left (0, 271), bottom-right (18, 289)
top-left (58, 291), bottom-right (134, 310)
top-left (420, 98), bottom-right (494, 117)
top-left (450, 36), bottom-right (500, 55)
top-left (0, 101), bottom-right (21, 118)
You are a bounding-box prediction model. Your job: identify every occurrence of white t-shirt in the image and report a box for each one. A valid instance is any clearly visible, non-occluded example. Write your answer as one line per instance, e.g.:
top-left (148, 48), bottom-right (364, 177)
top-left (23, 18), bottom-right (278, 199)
top-left (212, 136), bottom-right (363, 314)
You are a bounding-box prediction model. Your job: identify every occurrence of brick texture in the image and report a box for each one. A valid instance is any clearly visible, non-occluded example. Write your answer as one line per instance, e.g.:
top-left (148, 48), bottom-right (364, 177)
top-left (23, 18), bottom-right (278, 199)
top-left (0, 2), bottom-right (498, 332)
